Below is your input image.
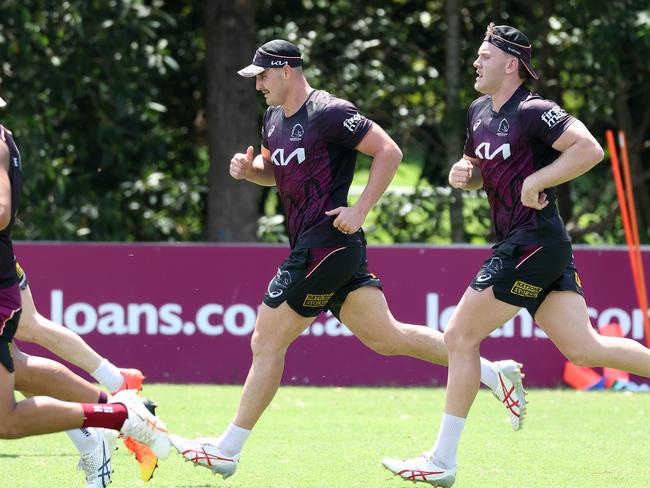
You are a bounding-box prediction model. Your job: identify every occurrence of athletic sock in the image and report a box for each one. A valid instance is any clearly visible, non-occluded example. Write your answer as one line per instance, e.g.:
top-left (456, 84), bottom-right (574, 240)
top-left (479, 357), bottom-right (498, 390)
top-left (90, 359), bottom-right (124, 391)
top-left (217, 423), bottom-right (251, 457)
top-left (66, 428), bottom-right (99, 454)
top-left (430, 413), bottom-right (466, 469)
top-left (81, 403), bottom-right (129, 431)
top-left (91, 359), bottom-right (124, 393)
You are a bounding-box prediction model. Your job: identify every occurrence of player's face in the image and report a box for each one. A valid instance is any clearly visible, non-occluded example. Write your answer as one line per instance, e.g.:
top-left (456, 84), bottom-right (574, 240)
top-left (472, 41), bottom-right (510, 94)
top-left (255, 67), bottom-right (289, 106)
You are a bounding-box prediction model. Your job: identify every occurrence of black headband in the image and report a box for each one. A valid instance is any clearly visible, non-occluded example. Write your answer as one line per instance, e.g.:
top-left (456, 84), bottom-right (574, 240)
top-left (253, 48), bottom-right (303, 69)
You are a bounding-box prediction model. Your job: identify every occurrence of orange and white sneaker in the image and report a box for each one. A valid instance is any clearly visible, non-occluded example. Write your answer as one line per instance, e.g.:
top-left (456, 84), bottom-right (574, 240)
top-left (491, 360), bottom-right (527, 431)
top-left (113, 368), bottom-right (145, 394)
top-left (169, 434), bottom-right (239, 479)
top-left (382, 453), bottom-right (456, 487)
top-left (110, 389), bottom-right (170, 460)
top-left (123, 436), bottom-right (159, 481)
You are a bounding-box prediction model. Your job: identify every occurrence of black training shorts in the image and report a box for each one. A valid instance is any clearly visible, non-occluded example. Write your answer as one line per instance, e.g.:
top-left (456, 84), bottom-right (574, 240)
top-left (470, 240), bottom-right (583, 318)
top-left (264, 246), bottom-right (382, 318)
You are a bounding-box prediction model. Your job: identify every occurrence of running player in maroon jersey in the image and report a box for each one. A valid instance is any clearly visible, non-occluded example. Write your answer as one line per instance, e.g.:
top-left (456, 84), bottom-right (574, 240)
top-left (170, 39), bottom-right (526, 480)
top-left (383, 24), bottom-right (650, 487)
top-left (0, 100), bottom-right (170, 486)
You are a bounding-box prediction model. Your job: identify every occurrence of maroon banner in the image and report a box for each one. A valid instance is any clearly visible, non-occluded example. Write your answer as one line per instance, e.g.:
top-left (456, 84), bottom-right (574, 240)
top-left (14, 242), bottom-right (650, 387)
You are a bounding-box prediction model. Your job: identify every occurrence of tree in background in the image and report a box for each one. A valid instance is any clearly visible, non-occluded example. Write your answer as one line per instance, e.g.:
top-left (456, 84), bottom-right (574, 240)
top-left (0, 1), bottom-right (647, 244)
top-left (0, 1), bottom-right (206, 241)
top-left (204, 0), bottom-right (260, 242)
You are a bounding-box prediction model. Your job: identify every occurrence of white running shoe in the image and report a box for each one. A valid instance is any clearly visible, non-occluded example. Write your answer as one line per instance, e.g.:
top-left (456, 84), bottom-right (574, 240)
top-left (110, 389), bottom-right (170, 460)
top-left (77, 428), bottom-right (118, 488)
top-left (382, 453), bottom-right (456, 487)
top-left (491, 359), bottom-right (527, 431)
top-left (169, 434), bottom-right (240, 479)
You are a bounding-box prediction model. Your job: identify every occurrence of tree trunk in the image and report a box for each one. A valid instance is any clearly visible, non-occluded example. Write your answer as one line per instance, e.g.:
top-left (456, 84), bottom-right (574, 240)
top-left (204, 0), bottom-right (261, 241)
top-left (445, 0), bottom-right (465, 242)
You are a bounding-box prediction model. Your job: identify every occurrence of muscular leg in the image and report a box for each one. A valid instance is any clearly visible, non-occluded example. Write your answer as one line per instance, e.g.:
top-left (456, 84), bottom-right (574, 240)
top-left (339, 286), bottom-right (515, 394)
top-left (536, 291), bottom-right (650, 376)
top-left (14, 285), bottom-right (103, 373)
top-left (0, 361), bottom-right (85, 439)
top-left (12, 344), bottom-right (103, 403)
top-left (443, 287), bottom-right (519, 417)
top-left (232, 302), bottom-right (314, 429)
top-left (340, 286), bottom-right (448, 363)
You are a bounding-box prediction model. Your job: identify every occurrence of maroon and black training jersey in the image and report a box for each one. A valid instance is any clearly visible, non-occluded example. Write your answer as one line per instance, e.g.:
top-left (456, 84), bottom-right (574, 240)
top-left (463, 84), bottom-right (576, 245)
top-left (262, 89), bottom-right (373, 249)
top-left (0, 125), bottom-right (21, 285)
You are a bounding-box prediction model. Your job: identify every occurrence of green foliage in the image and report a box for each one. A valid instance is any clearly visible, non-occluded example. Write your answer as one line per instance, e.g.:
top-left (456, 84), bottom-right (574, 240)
top-left (0, 1), bottom-right (647, 243)
top-left (0, 1), bottom-right (206, 241)
top-left (256, 1), bottom-right (650, 244)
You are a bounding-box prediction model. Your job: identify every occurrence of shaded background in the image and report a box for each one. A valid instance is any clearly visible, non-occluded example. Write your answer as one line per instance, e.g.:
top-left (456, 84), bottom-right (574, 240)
top-left (0, 0), bottom-right (647, 245)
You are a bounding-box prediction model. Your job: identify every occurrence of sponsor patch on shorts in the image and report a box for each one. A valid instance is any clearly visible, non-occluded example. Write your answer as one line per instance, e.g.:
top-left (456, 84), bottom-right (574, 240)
top-left (303, 293), bottom-right (335, 307)
top-left (510, 280), bottom-right (542, 298)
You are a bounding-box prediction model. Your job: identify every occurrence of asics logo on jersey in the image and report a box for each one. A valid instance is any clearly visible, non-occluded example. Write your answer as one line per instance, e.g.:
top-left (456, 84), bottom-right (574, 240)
top-left (267, 125), bottom-right (275, 138)
top-left (475, 142), bottom-right (511, 160)
top-left (476, 273), bottom-right (492, 283)
top-left (473, 119), bottom-right (482, 131)
top-left (271, 147), bottom-right (305, 166)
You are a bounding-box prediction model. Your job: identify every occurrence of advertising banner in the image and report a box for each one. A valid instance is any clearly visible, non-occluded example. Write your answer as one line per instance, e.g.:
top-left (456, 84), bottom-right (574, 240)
top-left (14, 242), bottom-right (650, 387)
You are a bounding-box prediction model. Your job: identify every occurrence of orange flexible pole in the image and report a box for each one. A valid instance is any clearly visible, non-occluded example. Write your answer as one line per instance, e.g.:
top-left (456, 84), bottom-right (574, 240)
top-left (618, 131), bottom-right (650, 346)
top-left (607, 130), bottom-right (648, 346)
top-left (607, 131), bottom-right (638, 279)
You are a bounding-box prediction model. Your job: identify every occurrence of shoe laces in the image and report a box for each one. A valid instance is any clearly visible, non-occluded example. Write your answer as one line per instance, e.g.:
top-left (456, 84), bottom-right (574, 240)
top-left (77, 445), bottom-right (112, 485)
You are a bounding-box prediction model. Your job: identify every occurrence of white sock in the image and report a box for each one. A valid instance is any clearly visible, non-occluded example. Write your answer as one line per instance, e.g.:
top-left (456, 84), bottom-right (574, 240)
top-left (66, 428), bottom-right (99, 454)
top-left (91, 359), bottom-right (123, 392)
top-left (479, 357), bottom-right (498, 390)
top-left (431, 413), bottom-right (466, 469)
top-left (216, 423), bottom-right (251, 457)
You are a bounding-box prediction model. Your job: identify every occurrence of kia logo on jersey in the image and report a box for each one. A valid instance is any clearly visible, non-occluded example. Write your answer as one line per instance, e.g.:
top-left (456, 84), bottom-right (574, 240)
top-left (271, 147), bottom-right (306, 166)
top-left (475, 142), bottom-right (511, 160)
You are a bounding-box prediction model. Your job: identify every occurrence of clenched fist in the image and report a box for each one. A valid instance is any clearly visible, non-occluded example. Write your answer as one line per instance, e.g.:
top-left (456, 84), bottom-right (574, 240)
top-left (230, 146), bottom-right (254, 180)
top-left (448, 158), bottom-right (474, 189)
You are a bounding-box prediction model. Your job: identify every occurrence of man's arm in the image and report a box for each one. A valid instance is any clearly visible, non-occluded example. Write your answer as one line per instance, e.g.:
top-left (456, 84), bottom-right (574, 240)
top-left (229, 144), bottom-right (276, 186)
top-left (325, 123), bottom-right (402, 234)
top-left (521, 120), bottom-right (604, 209)
top-left (448, 155), bottom-right (483, 191)
top-left (0, 140), bottom-right (12, 230)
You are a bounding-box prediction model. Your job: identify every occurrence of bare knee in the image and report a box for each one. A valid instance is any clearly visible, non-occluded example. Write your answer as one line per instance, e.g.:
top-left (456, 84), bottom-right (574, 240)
top-left (355, 319), bottom-right (403, 356)
top-left (556, 333), bottom-right (605, 367)
top-left (0, 413), bottom-right (21, 439)
top-left (444, 321), bottom-right (480, 354)
top-left (249, 327), bottom-right (290, 359)
top-left (361, 335), bottom-right (399, 356)
top-left (560, 344), bottom-right (600, 368)
top-left (14, 313), bottom-right (39, 343)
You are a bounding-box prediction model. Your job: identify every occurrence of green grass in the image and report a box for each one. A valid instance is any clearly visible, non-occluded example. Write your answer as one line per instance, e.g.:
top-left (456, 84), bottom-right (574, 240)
top-left (3, 386), bottom-right (650, 487)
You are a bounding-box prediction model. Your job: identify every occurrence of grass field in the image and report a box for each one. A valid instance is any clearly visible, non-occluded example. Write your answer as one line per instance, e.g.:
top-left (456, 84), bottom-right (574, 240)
top-left (3, 385), bottom-right (649, 487)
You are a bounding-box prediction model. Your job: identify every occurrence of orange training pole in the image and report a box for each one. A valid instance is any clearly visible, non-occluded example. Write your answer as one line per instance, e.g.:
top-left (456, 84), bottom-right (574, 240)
top-left (618, 131), bottom-right (650, 345)
top-left (607, 130), bottom-right (638, 280)
top-left (607, 130), bottom-right (650, 347)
